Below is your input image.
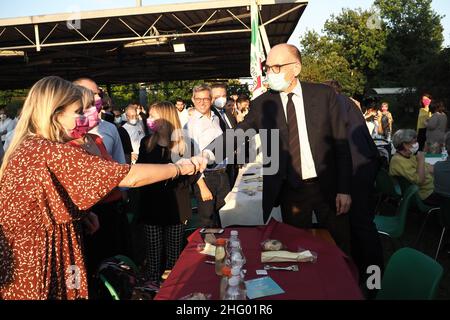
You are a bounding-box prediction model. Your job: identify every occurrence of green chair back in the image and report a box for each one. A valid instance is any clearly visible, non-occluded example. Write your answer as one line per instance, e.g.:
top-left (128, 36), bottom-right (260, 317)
top-left (377, 247), bottom-right (443, 300)
top-left (99, 274), bottom-right (120, 300)
top-left (375, 168), bottom-right (402, 198)
top-left (374, 184), bottom-right (418, 238)
top-left (395, 176), bottom-right (437, 213)
top-left (114, 254), bottom-right (139, 273)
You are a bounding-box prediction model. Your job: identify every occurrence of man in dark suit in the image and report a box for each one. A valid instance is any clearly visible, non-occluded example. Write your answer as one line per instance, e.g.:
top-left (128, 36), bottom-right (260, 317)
top-left (325, 80), bottom-right (383, 292)
top-left (204, 44), bottom-right (353, 253)
top-left (211, 83), bottom-right (239, 188)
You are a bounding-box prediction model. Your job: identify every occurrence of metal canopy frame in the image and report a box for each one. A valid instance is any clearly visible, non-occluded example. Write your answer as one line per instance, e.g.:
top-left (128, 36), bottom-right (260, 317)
top-left (0, 0), bottom-right (308, 89)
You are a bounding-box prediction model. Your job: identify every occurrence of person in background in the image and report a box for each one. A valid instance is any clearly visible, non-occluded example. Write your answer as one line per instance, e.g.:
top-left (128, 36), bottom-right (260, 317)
top-left (364, 102), bottom-right (380, 138)
top-left (112, 108), bottom-right (133, 164)
top-left (122, 104), bottom-right (146, 164)
top-left (138, 101), bottom-right (199, 282)
top-left (425, 100), bottom-right (447, 154)
top-left (175, 98), bottom-right (189, 129)
top-left (417, 93), bottom-right (432, 151)
top-left (73, 78), bottom-right (126, 165)
top-left (390, 129), bottom-right (442, 206)
top-left (186, 84), bottom-right (230, 228)
top-left (211, 83), bottom-right (238, 188)
top-left (0, 76), bottom-right (205, 300)
top-left (136, 103), bottom-right (150, 136)
top-left (236, 94), bottom-right (250, 123)
top-left (100, 93), bottom-right (115, 124)
top-left (0, 106), bottom-right (16, 148)
top-left (378, 102), bottom-right (394, 140)
top-left (3, 107), bottom-right (22, 152)
top-left (434, 133), bottom-right (450, 197)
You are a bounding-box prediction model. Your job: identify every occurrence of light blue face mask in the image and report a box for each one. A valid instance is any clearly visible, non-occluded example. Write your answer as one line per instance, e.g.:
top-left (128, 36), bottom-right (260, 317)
top-left (266, 72), bottom-right (291, 92)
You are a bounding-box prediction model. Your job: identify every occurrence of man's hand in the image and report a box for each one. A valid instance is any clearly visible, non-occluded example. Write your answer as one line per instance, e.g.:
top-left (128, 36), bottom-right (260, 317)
top-left (131, 153), bottom-right (138, 164)
top-left (190, 155), bottom-right (208, 173)
top-left (336, 193), bottom-right (351, 215)
top-left (175, 156), bottom-right (208, 175)
top-left (199, 184), bottom-right (213, 201)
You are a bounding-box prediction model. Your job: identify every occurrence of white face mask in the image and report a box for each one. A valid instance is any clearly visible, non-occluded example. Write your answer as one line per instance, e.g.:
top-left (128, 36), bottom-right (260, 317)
top-left (214, 97), bottom-right (227, 109)
top-left (409, 142), bottom-right (419, 154)
top-left (129, 119), bottom-right (138, 125)
top-left (114, 117), bottom-right (122, 124)
top-left (0, 114), bottom-right (6, 120)
top-left (266, 72), bottom-right (291, 92)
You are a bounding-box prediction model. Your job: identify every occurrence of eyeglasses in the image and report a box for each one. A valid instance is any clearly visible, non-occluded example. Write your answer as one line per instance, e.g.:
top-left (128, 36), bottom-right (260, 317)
top-left (193, 97), bottom-right (212, 104)
top-left (263, 62), bottom-right (298, 74)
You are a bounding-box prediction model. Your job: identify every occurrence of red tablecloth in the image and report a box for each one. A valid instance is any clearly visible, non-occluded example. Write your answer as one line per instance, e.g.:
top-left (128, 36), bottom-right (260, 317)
top-left (154, 220), bottom-right (364, 300)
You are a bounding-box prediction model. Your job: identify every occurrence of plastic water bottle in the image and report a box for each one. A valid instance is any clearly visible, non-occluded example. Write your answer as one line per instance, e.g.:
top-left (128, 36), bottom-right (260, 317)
top-left (229, 241), bottom-right (246, 268)
top-left (223, 276), bottom-right (246, 300)
top-left (231, 265), bottom-right (247, 295)
top-left (226, 230), bottom-right (241, 254)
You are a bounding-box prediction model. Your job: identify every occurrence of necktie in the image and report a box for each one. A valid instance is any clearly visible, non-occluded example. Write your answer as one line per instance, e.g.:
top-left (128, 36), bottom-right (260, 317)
top-left (286, 93), bottom-right (302, 187)
top-left (215, 108), bottom-right (227, 131)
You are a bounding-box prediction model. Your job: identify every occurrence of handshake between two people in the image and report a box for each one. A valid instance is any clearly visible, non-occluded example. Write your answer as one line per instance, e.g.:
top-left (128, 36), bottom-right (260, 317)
top-left (174, 151), bottom-right (211, 176)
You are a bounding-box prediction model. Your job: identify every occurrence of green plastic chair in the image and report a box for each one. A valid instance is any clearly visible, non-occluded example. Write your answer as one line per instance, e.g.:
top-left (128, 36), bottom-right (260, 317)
top-left (375, 168), bottom-right (402, 199)
top-left (374, 184), bottom-right (418, 239)
top-left (377, 247), bottom-right (443, 300)
top-left (98, 255), bottom-right (139, 300)
top-left (434, 195), bottom-right (450, 259)
top-left (374, 168), bottom-right (402, 214)
top-left (394, 176), bottom-right (441, 244)
top-left (99, 274), bottom-right (120, 300)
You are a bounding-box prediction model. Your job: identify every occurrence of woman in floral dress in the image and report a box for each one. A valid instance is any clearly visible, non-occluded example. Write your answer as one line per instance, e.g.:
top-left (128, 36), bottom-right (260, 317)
top-left (0, 76), bottom-right (204, 299)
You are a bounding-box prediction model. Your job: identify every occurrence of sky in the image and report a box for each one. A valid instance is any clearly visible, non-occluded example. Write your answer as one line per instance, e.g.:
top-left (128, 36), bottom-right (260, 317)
top-left (0, 0), bottom-right (449, 47)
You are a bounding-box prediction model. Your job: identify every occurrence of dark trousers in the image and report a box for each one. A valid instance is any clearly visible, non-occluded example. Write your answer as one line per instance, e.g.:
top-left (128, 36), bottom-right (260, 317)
top-left (349, 161), bottom-right (384, 287)
top-left (279, 181), bottom-right (351, 255)
top-left (194, 170), bottom-right (230, 228)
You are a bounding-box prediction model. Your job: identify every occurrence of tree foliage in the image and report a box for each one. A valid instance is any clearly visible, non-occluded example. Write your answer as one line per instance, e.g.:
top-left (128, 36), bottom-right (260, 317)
top-left (374, 0), bottom-right (444, 87)
top-left (324, 8), bottom-right (387, 80)
top-left (300, 31), bottom-right (365, 95)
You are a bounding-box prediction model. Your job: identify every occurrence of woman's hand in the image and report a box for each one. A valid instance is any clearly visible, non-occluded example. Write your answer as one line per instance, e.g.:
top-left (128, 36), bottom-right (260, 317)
top-left (175, 156), bottom-right (207, 176)
top-left (83, 212), bottom-right (100, 235)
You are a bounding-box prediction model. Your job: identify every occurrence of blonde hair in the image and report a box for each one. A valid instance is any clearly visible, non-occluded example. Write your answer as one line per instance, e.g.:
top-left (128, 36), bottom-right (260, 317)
top-left (146, 101), bottom-right (186, 156)
top-left (0, 76), bottom-right (82, 178)
top-left (76, 85), bottom-right (95, 111)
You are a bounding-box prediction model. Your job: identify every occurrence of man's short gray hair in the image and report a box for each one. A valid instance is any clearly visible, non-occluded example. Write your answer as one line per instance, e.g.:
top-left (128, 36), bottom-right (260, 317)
top-left (192, 84), bottom-right (211, 98)
top-left (392, 129), bottom-right (417, 150)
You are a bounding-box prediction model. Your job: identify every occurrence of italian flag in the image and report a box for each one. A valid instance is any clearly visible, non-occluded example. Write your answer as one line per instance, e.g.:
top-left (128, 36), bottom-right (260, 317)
top-left (250, 0), bottom-right (266, 100)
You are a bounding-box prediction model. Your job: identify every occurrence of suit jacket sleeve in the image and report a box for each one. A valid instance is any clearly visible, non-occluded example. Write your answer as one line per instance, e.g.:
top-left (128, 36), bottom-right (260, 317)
top-left (328, 89), bottom-right (353, 195)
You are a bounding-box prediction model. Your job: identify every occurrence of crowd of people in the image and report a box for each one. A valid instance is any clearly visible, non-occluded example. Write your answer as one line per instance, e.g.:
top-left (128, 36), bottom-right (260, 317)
top-left (0, 43), bottom-right (449, 300)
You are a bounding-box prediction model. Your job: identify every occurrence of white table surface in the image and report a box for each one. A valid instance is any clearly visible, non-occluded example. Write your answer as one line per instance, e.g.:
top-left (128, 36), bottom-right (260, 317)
top-left (425, 155), bottom-right (447, 165)
top-left (219, 162), bottom-right (282, 228)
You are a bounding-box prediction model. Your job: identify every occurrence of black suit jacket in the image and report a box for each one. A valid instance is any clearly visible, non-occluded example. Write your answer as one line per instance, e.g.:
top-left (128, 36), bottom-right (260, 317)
top-left (337, 94), bottom-right (379, 176)
top-left (212, 107), bottom-right (237, 129)
top-left (207, 82), bottom-right (352, 221)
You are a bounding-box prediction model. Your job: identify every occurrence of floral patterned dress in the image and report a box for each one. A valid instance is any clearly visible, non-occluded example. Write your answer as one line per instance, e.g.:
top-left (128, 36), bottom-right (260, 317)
top-left (0, 135), bottom-right (130, 299)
